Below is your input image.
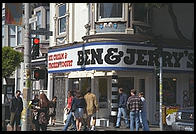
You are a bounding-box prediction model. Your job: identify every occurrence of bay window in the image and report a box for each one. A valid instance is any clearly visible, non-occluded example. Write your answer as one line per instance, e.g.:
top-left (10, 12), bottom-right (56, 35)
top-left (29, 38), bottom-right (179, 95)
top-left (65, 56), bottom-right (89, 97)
top-left (97, 3), bottom-right (124, 22)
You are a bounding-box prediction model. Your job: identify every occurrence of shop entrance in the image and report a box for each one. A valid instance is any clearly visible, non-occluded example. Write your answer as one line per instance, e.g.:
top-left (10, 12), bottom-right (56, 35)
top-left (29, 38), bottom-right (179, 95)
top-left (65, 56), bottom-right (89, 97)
top-left (53, 77), bottom-right (66, 122)
top-left (98, 78), bottom-right (109, 118)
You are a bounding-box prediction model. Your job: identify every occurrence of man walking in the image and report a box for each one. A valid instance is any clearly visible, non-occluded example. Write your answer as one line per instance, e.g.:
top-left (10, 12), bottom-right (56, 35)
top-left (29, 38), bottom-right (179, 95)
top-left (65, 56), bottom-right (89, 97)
top-left (115, 88), bottom-right (129, 128)
top-left (84, 88), bottom-right (98, 131)
top-left (9, 90), bottom-right (23, 131)
top-left (139, 92), bottom-right (150, 131)
top-left (127, 89), bottom-right (143, 131)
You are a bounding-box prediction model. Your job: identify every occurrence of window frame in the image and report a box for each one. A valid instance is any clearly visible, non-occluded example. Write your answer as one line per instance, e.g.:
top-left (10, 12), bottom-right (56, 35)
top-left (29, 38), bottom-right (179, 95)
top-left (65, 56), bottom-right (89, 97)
top-left (8, 25), bottom-right (16, 47)
top-left (57, 3), bottom-right (68, 35)
top-left (96, 3), bottom-right (125, 22)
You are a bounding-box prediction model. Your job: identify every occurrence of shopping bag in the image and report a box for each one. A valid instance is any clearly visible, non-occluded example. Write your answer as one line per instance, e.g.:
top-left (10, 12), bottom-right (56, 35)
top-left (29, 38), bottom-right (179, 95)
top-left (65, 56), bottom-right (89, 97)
top-left (63, 108), bottom-right (68, 124)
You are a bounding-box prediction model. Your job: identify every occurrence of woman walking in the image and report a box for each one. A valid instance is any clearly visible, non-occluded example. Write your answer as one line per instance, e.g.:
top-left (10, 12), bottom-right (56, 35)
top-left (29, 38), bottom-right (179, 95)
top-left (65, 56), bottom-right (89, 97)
top-left (74, 90), bottom-right (86, 131)
top-left (49, 96), bottom-right (57, 126)
top-left (37, 92), bottom-right (50, 131)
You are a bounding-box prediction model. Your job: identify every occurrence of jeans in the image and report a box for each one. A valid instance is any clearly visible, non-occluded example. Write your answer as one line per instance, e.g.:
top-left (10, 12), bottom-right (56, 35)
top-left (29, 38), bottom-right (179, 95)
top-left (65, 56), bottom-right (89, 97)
top-left (116, 107), bottom-right (129, 127)
top-left (62, 111), bottom-right (76, 131)
top-left (130, 111), bottom-right (140, 131)
top-left (139, 111), bottom-right (150, 131)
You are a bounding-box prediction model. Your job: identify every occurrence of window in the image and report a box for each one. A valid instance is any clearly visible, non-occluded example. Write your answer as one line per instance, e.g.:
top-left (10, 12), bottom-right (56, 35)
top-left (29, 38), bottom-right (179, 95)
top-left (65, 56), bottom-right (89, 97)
top-left (118, 77), bottom-right (134, 96)
top-left (9, 25), bottom-right (16, 47)
top-left (2, 25), bottom-right (4, 46)
top-left (46, 9), bottom-right (50, 40)
top-left (36, 11), bottom-right (41, 39)
top-left (58, 4), bottom-right (67, 35)
top-left (133, 3), bottom-right (152, 24)
top-left (17, 26), bottom-right (22, 45)
top-left (98, 3), bottom-right (123, 22)
top-left (156, 78), bottom-right (176, 106)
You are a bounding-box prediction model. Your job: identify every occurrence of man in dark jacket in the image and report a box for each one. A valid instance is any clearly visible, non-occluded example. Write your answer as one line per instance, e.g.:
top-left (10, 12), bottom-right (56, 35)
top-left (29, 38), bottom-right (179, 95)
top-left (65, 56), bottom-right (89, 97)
top-left (115, 88), bottom-right (129, 128)
top-left (9, 90), bottom-right (23, 131)
top-left (127, 89), bottom-right (143, 131)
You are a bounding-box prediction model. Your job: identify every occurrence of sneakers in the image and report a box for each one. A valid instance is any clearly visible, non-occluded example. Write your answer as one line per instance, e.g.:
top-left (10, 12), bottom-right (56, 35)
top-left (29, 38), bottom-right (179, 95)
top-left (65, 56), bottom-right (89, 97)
top-left (91, 126), bottom-right (95, 131)
top-left (115, 126), bottom-right (120, 128)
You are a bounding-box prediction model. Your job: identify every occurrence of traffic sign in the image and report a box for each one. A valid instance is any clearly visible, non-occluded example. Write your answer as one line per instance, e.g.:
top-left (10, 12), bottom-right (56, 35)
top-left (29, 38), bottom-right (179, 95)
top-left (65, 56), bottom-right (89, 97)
top-left (29, 16), bottom-right (37, 24)
top-left (30, 29), bottom-right (53, 36)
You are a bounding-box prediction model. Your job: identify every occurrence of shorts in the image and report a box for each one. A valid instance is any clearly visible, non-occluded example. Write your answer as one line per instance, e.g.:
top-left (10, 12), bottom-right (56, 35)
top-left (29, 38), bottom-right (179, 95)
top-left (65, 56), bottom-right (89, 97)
top-left (10, 112), bottom-right (21, 126)
top-left (74, 108), bottom-right (84, 118)
top-left (87, 113), bottom-right (96, 120)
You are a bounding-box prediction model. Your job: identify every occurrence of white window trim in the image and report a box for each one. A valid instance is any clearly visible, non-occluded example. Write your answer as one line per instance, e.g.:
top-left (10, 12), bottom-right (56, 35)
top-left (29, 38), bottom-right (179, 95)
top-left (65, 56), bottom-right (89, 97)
top-left (96, 3), bottom-right (125, 23)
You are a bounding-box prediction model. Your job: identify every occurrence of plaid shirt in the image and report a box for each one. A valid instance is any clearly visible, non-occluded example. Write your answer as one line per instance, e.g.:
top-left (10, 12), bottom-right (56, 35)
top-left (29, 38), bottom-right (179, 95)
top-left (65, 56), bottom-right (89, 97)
top-left (127, 95), bottom-right (143, 112)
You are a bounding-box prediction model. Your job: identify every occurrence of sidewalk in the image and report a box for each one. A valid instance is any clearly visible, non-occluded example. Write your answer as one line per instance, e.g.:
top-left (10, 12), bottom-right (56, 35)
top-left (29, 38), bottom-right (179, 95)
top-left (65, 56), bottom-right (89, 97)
top-left (47, 122), bottom-right (162, 131)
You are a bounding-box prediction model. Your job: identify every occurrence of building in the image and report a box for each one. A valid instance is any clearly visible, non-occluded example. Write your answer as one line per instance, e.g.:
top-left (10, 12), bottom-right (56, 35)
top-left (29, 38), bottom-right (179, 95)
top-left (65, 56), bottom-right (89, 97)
top-left (2, 3), bottom-right (50, 98)
top-left (48, 3), bottom-right (194, 125)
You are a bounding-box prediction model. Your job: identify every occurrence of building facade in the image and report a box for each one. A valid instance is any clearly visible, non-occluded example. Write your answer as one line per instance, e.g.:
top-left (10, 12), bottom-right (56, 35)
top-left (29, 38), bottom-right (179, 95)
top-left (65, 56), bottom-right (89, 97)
top-left (2, 3), bottom-right (50, 102)
top-left (48, 3), bottom-right (194, 125)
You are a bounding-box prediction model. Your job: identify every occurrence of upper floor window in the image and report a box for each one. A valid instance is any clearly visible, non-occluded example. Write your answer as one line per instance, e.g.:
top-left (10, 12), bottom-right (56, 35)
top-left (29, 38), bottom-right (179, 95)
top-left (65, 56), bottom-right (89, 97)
top-left (98, 3), bottom-right (123, 22)
top-left (17, 26), bottom-right (22, 45)
top-left (36, 11), bottom-right (41, 39)
top-left (9, 25), bottom-right (16, 47)
top-left (2, 25), bottom-right (5, 46)
top-left (46, 9), bottom-right (50, 40)
top-left (58, 4), bottom-right (67, 35)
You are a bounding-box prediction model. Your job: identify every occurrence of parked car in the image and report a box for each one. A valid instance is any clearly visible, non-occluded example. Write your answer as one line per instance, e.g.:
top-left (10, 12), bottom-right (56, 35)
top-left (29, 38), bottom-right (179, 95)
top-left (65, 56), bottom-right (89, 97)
top-left (172, 107), bottom-right (194, 131)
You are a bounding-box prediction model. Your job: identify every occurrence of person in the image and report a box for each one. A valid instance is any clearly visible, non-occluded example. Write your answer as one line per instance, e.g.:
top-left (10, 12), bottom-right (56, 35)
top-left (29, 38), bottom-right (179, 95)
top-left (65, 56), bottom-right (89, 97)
top-left (31, 94), bottom-right (40, 131)
top-left (138, 92), bottom-right (150, 131)
top-left (37, 92), bottom-right (50, 131)
top-left (84, 88), bottom-right (98, 131)
top-left (62, 90), bottom-right (77, 131)
top-left (49, 96), bottom-right (57, 126)
top-left (9, 90), bottom-right (23, 131)
top-left (74, 90), bottom-right (86, 131)
top-left (127, 89), bottom-right (143, 131)
top-left (115, 88), bottom-right (129, 128)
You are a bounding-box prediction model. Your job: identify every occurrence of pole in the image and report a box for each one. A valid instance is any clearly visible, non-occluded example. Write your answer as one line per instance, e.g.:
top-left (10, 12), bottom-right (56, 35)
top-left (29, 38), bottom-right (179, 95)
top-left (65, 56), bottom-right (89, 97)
top-left (21, 3), bottom-right (32, 131)
top-left (159, 48), bottom-right (163, 131)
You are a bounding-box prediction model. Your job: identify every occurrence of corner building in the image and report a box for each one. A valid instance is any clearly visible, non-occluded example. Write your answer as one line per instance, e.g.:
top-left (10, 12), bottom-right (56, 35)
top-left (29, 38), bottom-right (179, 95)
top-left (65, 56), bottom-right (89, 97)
top-left (48, 3), bottom-right (194, 125)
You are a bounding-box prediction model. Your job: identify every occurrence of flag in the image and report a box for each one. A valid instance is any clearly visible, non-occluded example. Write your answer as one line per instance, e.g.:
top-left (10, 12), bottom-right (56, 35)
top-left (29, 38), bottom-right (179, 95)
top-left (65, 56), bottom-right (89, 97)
top-left (5, 3), bottom-right (23, 26)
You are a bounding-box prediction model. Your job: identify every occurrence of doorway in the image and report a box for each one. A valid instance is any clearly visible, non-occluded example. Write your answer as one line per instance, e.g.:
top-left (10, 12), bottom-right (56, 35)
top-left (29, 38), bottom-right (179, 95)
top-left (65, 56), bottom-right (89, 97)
top-left (98, 78), bottom-right (109, 118)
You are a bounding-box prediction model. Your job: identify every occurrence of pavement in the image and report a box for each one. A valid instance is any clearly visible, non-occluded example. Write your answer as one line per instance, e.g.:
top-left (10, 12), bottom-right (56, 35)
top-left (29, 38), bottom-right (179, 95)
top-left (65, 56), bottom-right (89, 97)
top-left (47, 122), bottom-right (164, 131)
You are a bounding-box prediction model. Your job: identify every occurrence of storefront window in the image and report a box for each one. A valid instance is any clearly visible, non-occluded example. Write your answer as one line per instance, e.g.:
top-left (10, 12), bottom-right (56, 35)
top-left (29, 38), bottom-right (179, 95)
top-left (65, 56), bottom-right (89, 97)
top-left (99, 78), bottom-right (107, 102)
top-left (81, 78), bottom-right (91, 96)
top-left (156, 78), bottom-right (176, 106)
top-left (118, 77), bottom-right (134, 97)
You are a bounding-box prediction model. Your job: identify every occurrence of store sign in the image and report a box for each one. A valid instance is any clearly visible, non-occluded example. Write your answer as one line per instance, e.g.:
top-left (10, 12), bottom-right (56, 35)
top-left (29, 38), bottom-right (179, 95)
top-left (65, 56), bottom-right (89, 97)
top-left (48, 42), bottom-right (194, 73)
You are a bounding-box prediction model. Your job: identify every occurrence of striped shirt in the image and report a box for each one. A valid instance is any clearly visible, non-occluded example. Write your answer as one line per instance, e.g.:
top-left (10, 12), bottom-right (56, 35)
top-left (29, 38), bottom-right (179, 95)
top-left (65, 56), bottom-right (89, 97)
top-left (127, 95), bottom-right (143, 112)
